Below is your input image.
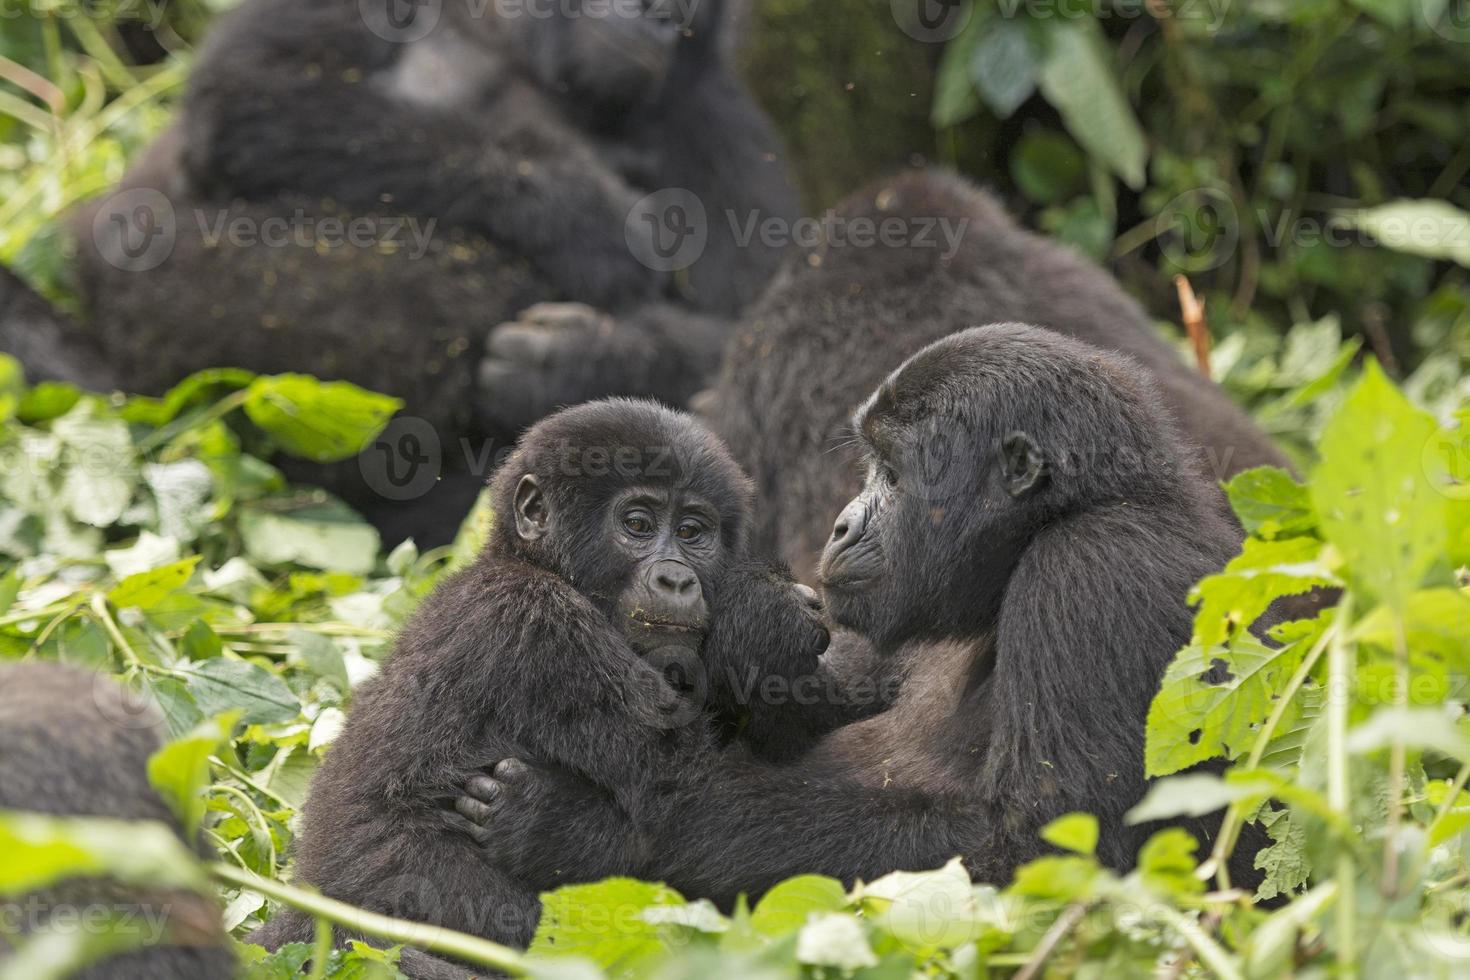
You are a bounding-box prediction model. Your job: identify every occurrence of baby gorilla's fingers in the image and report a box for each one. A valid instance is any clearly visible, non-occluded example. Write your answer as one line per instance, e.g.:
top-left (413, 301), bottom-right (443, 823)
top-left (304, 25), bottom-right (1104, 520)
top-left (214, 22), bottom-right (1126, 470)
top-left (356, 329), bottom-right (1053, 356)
top-left (493, 758), bottom-right (531, 781)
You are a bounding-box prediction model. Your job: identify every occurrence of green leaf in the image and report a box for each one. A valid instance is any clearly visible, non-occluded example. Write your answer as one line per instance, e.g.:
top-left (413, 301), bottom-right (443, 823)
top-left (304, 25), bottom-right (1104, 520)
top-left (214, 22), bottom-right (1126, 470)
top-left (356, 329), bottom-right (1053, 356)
top-left (1145, 639), bottom-right (1307, 776)
top-left (1008, 856), bottom-right (1101, 902)
top-left (1190, 537), bottom-right (1337, 647)
top-left (1223, 467), bottom-right (1317, 539)
top-left (1136, 828), bottom-right (1204, 897)
top-left (1343, 200), bottom-right (1470, 266)
top-left (854, 858), bottom-right (979, 950)
top-left (240, 497), bottom-right (380, 575)
top-left (290, 629), bottom-right (349, 692)
top-left (1311, 361), bottom-right (1446, 610)
top-left (1253, 807), bottom-right (1311, 903)
top-left (243, 374), bottom-right (402, 463)
top-left (147, 713), bottom-right (237, 836)
top-left (1036, 19), bottom-right (1147, 189)
top-left (1011, 131), bottom-right (1087, 205)
top-left (180, 658), bottom-right (301, 726)
top-left (529, 878), bottom-right (684, 970)
top-left (931, 14), bottom-right (984, 128)
top-left (1039, 813), bottom-right (1098, 856)
top-left (1353, 588), bottom-right (1470, 670)
top-left (749, 875), bottom-right (848, 937)
top-left (52, 403), bottom-right (136, 527)
top-left (969, 17), bottom-right (1037, 119)
top-left (0, 811), bottom-right (207, 896)
top-left (641, 900), bottom-right (729, 934)
top-left (1126, 774), bottom-right (1277, 825)
top-left (1346, 706), bottom-right (1470, 760)
top-left (107, 557), bottom-right (202, 610)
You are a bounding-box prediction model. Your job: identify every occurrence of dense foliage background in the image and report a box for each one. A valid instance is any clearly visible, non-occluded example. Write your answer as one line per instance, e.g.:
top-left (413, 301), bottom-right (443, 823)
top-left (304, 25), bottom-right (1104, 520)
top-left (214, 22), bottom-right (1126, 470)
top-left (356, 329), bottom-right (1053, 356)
top-left (2, 1), bottom-right (1470, 977)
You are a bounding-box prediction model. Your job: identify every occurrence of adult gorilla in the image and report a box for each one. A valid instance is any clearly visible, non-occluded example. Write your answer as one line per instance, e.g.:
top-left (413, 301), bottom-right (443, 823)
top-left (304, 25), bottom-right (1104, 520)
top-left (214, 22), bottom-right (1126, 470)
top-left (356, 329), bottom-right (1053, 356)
top-left (459, 324), bottom-right (1269, 903)
top-left (703, 170), bottom-right (1288, 579)
top-left (57, 0), bottom-right (795, 544)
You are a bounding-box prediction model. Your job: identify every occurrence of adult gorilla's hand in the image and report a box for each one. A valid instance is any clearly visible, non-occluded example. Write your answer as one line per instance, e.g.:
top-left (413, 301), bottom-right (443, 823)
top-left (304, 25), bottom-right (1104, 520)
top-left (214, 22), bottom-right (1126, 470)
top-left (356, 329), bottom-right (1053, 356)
top-left (452, 760), bottom-right (647, 889)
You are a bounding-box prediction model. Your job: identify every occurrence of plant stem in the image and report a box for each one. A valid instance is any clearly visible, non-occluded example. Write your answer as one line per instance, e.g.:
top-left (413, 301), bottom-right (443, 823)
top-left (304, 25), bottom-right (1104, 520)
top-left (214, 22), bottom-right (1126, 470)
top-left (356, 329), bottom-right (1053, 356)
top-left (1326, 592), bottom-right (1357, 976)
top-left (309, 916), bottom-right (333, 980)
top-left (209, 863), bottom-right (527, 975)
top-left (1381, 614), bottom-right (1410, 898)
top-left (1152, 905), bottom-right (1245, 980)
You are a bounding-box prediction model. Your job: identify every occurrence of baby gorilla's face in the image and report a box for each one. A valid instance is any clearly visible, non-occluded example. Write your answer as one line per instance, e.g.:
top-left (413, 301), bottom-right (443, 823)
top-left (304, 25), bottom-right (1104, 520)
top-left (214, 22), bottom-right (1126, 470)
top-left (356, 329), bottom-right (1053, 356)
top-left (606, 484), bottom-right (725, 656)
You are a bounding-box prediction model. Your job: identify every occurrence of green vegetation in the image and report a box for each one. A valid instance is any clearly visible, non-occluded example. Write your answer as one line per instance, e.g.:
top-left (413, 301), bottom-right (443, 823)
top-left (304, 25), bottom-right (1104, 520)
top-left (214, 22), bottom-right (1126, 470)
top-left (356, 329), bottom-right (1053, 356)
top-left (2, 1), bottom-right (1470, 977)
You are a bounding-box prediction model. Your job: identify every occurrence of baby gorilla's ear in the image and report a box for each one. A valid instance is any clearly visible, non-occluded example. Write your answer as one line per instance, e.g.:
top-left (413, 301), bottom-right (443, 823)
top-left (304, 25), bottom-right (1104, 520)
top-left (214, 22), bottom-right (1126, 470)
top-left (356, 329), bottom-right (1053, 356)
top-left (1001, 431), bottom-right (1048, 499)
top-left (513, 474), bottom-right (550, 541)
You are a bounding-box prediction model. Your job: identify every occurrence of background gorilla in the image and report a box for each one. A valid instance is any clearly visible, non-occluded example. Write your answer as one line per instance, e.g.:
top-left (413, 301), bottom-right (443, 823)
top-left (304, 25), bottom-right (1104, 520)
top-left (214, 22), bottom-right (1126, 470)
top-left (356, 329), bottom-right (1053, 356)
top-left (0, 662), bottom-right (235, 979)
top-left (0, 264), bottom-right (112, 392)
top-left (459, 324), bottom-right (1269, 905)
top-left (58, 0), bottom-right (796, 544)
top-left (250, 400), bottom-right (840, 969)
top-left (704, 170), bottom-right (1289, 579)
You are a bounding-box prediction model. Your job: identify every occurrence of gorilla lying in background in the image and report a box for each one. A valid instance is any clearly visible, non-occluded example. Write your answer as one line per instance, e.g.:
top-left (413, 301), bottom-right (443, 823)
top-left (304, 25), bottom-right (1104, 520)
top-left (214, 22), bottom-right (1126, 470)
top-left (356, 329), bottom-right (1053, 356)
top-left (250, 400), bottom-right (865, 969)
top-left (52, 0), bottom-right (795, 544)
top-left (459, 324), bottom-right (1271, 907)
top-left (0, 264), bottom-right (112, 392)
top-left (0, 662), bottom-right (235, 979)
top-left (702, 170), bottom-right (1289, 578)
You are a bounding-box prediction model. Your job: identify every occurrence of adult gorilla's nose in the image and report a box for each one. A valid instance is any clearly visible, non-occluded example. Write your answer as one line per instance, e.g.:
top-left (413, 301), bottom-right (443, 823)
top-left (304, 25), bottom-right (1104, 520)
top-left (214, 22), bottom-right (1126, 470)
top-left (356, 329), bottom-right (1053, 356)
top-left (825, 500), bottom-right (868, 561)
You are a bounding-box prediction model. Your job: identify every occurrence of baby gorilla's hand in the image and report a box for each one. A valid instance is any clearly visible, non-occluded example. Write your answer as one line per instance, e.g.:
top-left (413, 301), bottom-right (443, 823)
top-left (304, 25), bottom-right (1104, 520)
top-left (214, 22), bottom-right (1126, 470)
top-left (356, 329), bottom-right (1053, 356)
top-left (450, 759), bottom-right (645, 889)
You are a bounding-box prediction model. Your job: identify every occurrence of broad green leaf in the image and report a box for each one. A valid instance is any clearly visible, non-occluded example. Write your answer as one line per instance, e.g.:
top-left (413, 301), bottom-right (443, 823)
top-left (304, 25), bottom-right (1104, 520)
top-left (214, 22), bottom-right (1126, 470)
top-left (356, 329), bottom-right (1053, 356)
top-left (240, 497), bottom-right (380, 575)
top-left (1346, 706), bottom-right (1470, 760)
top-left (1126, 774), bottom-right (1277, 825)
top-left (1223, 467), bottom-right (1316, 539)
top-left (0, 567), bottom-right (20, 617)
top-left (854, 858), bottom-right (979, 950)
top-left (0, 811), bottom-right (207, 895)
top-left (1037, 19), bottom-right (1147, 189)
top-left (1343, 199), bottom-right (1470, 266)
top-left (1011, 131), bottom-right (1087, 205)
top-left (180, 658), bottom-right (301, 726)
top-left (1423, 410), bottom-right (1470, 567)
top-left (1311, 362), bottom-right (1446, 609)
top-left (1007, 856), bottom-right (1100, 902)
top-left (1353, 588), bottom-right (1470, 670)
top-left (1145, 639), bottom-right (1307, 776)
top-left (1253, 807), bottom-right (1310, 903)
top-left (642, 900), bottom-right (728, 933)
top-left (1189, 537), bottom-right (1337, 647)
top-left (1039, 813), bottom-right (1098, 856)
top-left (147, 713), bottom-right (237, 836)
top-left (107, 556), bottom-right (202, 610)
top-left (243, 374), bottom-right (402, 463)
top-left (749, 875), bottom-right (848, 937)
top-left (529, 879), bottom-right (684, 970)
top-left (969, 17), bottom-right (1037, 119)
top-left (53, 404), bottom-right (136, 527)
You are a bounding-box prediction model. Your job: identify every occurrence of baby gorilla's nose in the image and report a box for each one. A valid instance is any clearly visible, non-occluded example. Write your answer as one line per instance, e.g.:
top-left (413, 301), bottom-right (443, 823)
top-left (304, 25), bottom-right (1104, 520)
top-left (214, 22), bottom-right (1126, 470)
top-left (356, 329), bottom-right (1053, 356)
top-left (650, 559), bottom-right (701, 606)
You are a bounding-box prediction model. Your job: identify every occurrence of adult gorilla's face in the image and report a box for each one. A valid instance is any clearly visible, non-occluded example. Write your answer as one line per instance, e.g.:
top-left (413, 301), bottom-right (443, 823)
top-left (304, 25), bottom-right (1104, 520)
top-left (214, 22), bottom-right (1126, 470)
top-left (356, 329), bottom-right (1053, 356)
top-left (817, 374), bottom-right (1049, 649)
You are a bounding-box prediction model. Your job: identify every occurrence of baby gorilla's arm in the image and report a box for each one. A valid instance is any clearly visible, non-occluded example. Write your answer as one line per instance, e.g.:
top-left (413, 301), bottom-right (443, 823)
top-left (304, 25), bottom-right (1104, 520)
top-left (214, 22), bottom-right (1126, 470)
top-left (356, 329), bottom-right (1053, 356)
top-left (449, 760), bottom-right (649, 891)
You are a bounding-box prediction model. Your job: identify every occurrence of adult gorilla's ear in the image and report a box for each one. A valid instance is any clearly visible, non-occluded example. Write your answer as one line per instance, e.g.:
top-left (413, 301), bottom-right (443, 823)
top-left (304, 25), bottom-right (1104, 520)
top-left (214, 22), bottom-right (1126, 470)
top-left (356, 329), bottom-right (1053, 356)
top-left (1001, 431), bottom-right (1048, 499)
top-left (513, 474), bottom-right (550, 541)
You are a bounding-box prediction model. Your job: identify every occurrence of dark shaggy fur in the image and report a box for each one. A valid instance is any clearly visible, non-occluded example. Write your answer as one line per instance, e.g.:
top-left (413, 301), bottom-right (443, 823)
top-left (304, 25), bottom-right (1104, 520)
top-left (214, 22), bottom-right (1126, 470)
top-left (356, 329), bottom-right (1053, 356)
top-left (250, 400), bottom-right (848, 973)
top-left (55, 0), bottom-right (795, 545)
top-left (0, 265), bottom-right (113, 392)
top-left (706, 170), bottom-right (1289, 580)
top-left (0, 662), bottom-right (235, 979)
top-left (464, 324), bottom-right (1265, 905)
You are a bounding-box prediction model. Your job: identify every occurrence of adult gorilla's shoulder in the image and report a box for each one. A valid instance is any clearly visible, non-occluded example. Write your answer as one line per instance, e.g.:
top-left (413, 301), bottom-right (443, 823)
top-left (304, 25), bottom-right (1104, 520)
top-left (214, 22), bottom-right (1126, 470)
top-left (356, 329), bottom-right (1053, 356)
top-left (708, 168), bottom-right (1287, 578)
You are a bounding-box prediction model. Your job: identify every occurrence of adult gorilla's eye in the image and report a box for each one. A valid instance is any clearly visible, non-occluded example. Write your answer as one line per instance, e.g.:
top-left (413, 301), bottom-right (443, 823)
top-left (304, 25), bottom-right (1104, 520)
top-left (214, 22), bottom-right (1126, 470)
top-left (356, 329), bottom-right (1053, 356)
top-left (878, 461), bottom-right (900, 489)
top-left (623, 514), bottom-right (655, 536)
top-left (675, 521), bottom-right (704, 541)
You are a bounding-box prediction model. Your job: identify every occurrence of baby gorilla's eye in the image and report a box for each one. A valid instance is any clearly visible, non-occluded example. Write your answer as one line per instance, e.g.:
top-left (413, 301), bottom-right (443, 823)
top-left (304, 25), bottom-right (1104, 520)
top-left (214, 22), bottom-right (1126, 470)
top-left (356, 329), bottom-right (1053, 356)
top-left (623, 514), bottom-right (655, 536)
top-left (675, 521), bottom-right (704, 541)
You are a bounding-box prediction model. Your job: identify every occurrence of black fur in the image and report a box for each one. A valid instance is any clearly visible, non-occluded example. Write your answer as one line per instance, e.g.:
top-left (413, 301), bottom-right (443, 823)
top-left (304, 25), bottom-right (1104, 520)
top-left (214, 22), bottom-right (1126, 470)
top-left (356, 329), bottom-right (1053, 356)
top-left (55, 0), bottom-right (795, 545)
top-left (464, 324), bottom-right (1265, 905)
top-left (248, 400), bottom-right (819, 967)
top-left (0, 662), bottom-right (235, 979)
top-left (706, 170), bottom-right (1289, 580)
top-left (0, 265), bottom-right (114, 392)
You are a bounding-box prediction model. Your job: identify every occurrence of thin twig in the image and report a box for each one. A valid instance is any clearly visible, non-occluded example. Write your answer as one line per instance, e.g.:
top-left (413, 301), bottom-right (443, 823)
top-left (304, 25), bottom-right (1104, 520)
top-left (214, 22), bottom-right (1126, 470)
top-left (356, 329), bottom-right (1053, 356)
top-left (1174, 275), bottom-right (1213, 376)
top-left (1015, 903), bottom-right (1089, 980)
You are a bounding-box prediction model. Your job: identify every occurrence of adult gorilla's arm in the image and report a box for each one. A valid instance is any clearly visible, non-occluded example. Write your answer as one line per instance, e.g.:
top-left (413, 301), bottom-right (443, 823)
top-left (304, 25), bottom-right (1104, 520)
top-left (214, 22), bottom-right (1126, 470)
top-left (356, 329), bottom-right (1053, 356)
top-left (180, 0), bottom-right (663, 308)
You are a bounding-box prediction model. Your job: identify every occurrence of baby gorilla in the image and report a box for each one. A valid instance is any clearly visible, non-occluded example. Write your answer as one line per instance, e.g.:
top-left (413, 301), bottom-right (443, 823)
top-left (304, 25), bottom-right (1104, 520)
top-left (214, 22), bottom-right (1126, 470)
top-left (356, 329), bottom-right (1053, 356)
top-left (250, 400), bottom-right (835, 965)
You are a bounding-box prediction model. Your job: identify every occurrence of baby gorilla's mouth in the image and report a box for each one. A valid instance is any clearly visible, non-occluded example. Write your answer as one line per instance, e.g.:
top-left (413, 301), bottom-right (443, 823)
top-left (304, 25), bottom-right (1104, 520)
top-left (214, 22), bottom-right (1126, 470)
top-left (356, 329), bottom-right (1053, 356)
top-left (623, 611), bottom-right (707, 656)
